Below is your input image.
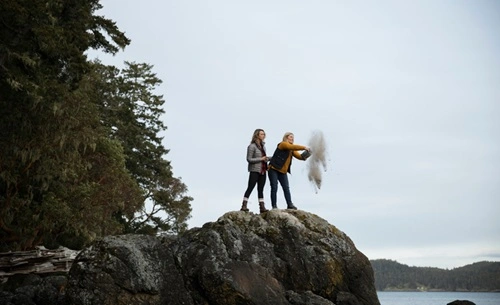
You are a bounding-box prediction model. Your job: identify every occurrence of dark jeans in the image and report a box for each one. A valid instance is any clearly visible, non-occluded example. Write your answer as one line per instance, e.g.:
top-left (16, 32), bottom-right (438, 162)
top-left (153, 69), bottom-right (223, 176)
top-left (268, 168), bottom-right (292, 208)
top-left (244, 172), bottom-right (266, 200)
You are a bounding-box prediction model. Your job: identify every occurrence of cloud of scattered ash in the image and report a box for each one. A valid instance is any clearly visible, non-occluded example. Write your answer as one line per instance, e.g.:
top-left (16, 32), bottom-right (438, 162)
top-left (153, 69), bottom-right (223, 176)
top-left (306, 130), bottom-right (328, 193)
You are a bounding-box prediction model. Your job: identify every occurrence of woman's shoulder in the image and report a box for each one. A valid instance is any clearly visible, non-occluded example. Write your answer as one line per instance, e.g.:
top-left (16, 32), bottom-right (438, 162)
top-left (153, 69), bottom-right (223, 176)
top-left (277, 141), bottom-right (290, 149)
top-left (278, 141), bottom-right (304, 150)
top-left (247, 142), bottom-right (258, 149)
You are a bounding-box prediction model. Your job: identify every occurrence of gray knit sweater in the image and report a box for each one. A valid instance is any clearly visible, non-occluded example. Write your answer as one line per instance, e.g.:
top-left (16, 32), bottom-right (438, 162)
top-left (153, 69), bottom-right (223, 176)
top-left (246, 142), bottom-right (267, 173)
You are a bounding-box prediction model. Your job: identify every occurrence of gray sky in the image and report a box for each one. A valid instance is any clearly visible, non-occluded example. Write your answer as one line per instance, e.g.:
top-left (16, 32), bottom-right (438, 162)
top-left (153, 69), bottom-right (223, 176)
top-left (90, 0), bottom-right (500, 269)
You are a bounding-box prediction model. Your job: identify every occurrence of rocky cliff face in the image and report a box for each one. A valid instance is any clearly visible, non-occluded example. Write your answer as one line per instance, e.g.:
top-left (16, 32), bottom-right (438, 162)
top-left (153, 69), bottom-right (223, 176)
top-left (67, 210), bottom-right (380, 305)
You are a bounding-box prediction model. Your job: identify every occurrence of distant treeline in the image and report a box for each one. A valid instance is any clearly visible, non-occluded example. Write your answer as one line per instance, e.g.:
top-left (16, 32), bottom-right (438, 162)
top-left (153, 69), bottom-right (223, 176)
top-left (370, 259), bottom-right (500, 292)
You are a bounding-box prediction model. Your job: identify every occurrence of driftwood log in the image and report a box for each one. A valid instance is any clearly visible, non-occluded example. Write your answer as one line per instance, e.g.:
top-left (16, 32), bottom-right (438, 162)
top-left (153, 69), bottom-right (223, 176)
top-left (0, 246), bottom-right (79, 283)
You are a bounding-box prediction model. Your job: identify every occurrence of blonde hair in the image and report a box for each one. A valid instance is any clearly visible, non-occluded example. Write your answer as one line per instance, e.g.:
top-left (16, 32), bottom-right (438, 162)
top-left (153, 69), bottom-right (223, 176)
top-left (282, 132), bottom-right (294, 141)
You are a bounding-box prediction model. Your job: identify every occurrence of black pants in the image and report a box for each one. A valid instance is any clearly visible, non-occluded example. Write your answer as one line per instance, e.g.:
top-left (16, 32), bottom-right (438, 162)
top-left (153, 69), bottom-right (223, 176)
top-left (244, 172), bottom-right (266, 200)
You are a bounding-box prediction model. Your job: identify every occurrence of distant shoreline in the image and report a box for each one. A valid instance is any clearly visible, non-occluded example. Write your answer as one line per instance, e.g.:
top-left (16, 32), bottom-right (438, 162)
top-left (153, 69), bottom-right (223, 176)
top-left (371, 259), bottom-right (500, 292)
top-left (378, 289), bottom-right (500, 293)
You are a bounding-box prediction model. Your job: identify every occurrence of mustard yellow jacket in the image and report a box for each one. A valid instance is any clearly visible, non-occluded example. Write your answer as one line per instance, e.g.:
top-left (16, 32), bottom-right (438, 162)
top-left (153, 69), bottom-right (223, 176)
top-left (269, 141), bottom-right (307, 174)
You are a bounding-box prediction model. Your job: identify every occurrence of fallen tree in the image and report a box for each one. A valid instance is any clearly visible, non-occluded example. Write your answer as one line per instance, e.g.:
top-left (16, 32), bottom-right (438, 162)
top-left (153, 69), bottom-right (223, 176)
top-left (0, 246), bottom-right (79, 283)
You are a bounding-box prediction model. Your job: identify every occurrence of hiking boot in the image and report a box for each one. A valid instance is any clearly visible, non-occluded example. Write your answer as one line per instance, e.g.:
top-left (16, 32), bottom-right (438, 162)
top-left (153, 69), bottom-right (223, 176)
top-left (287, 204), bottom-right (297, 210)
top-left (259, 202), bottom-right (269, 213)
top-left (240, 200), bottom-right (249, 212)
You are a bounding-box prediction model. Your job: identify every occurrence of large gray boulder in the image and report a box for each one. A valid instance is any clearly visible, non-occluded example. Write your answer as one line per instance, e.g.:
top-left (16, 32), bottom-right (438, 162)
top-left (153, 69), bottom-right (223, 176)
top-left (66, 210), bottom-right (380, 305)
top-left (447, 301), bottom-right (476, 305)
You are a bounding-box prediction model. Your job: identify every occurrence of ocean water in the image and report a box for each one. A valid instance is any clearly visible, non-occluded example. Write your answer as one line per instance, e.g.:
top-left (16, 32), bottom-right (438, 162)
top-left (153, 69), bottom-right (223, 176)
top-left (377, 291), bottom-right (500, 305)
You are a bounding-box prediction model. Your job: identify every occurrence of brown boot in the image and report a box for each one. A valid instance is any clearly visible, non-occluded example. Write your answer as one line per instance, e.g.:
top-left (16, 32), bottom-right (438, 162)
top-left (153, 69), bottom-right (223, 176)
top-left (259, 202), bottom-right (268, 213)
top-left (240, 200), bottom-right (249, 212)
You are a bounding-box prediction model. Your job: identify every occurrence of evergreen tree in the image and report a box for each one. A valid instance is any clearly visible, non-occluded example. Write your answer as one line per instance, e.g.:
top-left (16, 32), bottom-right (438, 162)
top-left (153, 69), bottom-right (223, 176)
top-left (0, 0), bottom-right (136, 250)
top-left (91, 62), bottom-right (192, 235)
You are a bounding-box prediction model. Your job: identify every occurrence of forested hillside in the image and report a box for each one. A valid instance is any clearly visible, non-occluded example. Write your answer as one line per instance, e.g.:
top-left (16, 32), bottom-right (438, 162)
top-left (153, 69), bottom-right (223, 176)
top-left (0, 0), bottom-right (192, 252)
top-left (371, 259), bottom-right (500, 292)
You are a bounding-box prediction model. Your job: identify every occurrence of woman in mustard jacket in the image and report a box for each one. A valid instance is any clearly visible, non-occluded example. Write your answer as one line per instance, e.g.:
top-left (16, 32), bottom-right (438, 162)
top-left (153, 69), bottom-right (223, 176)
top-left (268, 132), bottom-right (310, 209)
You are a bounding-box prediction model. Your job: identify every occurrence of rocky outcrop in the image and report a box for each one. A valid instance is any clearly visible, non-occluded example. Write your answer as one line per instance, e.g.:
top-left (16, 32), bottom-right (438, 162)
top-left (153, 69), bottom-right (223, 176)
top-left (0, 273), bottom-right (67, 305)
top-left (67, 210), bottom-right (380, 305)
top-left (447, 300), bottom-right (476, 305)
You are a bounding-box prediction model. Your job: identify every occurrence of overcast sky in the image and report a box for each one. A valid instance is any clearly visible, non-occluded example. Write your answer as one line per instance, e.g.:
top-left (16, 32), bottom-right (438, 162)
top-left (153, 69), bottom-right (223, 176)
top-left (90, 0), bottom-right (500, 269)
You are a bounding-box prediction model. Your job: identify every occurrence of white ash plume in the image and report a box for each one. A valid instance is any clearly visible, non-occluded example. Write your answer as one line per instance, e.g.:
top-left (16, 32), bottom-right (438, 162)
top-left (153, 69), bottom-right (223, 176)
top-left (307, 130), bottom-right (328, 193)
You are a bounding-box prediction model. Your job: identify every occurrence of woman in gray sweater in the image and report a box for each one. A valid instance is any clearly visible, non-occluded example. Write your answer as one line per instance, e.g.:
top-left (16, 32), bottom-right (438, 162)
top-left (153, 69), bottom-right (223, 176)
top-left (240, 129), bottom-right (270, 213)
